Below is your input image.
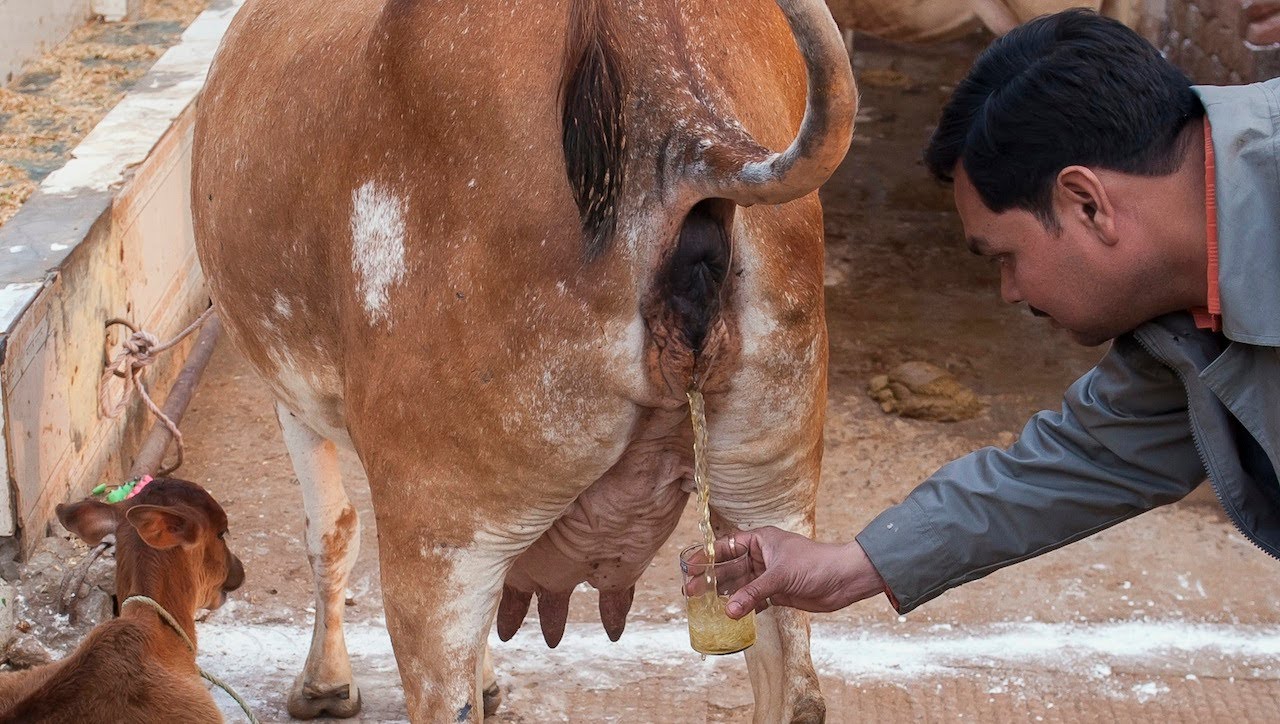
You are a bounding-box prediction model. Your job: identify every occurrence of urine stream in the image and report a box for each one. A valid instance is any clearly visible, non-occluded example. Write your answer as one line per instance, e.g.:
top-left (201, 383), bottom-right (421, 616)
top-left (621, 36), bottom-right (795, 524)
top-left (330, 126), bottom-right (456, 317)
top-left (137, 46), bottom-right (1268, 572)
top-left (685, 389), bottom-right (755, 655)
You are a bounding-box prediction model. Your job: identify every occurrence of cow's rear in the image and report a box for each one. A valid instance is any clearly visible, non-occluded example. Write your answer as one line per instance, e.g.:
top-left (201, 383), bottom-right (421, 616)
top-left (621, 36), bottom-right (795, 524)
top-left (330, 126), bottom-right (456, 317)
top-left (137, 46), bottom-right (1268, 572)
top-left (193, 1), bottom-right (853, 720)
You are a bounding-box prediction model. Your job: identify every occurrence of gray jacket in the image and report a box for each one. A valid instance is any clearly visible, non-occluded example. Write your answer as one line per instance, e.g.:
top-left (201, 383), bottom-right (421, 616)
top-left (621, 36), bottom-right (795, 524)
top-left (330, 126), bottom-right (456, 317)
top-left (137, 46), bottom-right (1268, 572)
top-left (857, 79), bottom-right (1280, 614)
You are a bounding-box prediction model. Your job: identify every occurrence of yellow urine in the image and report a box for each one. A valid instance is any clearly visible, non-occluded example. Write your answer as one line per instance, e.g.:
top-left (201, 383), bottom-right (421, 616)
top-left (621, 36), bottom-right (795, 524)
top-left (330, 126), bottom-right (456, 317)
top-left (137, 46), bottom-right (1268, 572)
top-left (686, 591), bottom-right (756, 655)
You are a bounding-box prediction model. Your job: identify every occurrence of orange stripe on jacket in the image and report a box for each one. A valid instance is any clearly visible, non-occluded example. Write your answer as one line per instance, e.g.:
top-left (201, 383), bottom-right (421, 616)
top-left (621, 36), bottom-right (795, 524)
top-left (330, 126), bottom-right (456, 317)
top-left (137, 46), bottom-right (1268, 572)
top-left (1191, 119), bottom-right (1222, 332)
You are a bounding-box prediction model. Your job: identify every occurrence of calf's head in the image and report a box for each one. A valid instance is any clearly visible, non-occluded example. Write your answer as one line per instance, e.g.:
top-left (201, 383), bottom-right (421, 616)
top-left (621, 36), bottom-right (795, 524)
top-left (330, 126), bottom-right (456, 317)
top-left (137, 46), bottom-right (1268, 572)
top-left (56, 478), bottom-right (245, 612)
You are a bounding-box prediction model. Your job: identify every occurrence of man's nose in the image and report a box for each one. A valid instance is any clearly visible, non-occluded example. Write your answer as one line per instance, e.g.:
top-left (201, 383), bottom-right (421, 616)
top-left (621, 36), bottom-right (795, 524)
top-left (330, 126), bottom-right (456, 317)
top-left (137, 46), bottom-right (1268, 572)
top-left (999, 270), bottom-right (1022, 304)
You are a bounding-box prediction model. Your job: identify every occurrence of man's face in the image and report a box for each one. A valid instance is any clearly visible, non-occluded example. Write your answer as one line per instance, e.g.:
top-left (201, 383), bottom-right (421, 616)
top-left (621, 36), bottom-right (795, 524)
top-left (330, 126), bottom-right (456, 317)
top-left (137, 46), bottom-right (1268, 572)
top-left (952, 166), bottom-right (1139, 347)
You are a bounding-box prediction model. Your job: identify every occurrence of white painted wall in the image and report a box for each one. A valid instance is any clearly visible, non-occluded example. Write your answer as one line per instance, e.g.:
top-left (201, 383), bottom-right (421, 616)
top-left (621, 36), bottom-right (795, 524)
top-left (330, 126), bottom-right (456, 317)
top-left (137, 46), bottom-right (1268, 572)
top-left (0, 0), bottom-right (94, 84)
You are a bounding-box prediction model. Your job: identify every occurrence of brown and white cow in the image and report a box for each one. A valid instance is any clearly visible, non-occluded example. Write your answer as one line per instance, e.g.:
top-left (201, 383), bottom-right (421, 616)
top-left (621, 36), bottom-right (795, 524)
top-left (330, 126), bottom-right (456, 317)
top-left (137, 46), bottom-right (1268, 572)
top-left (192, 0), bottom-right (853, 720)
top-left (829, 0), bottom-right (1137, 43)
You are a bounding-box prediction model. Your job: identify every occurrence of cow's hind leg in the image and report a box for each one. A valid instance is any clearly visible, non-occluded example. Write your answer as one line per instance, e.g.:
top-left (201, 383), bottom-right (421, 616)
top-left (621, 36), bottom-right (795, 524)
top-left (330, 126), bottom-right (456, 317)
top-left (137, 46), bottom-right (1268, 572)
top-left (482, 643), bottom-right (501, 716)
top-left (377, 528), bottom-right (508, 723)
top-left (713, 509), bottom-right (824, 724)
top-left (277, 404), bottom-right (363, 719)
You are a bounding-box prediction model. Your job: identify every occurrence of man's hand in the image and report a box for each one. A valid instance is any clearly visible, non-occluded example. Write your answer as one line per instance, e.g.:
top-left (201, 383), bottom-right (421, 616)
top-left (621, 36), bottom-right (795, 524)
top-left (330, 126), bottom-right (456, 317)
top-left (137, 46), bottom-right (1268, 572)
top-left (711, 526), bottom-right (888, 619)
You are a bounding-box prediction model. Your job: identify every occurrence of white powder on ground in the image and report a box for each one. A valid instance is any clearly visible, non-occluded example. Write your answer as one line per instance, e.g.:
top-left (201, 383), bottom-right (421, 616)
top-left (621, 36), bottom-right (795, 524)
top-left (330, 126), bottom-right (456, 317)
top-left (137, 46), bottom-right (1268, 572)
top-left (195, 619), bottom-right (1280, 718)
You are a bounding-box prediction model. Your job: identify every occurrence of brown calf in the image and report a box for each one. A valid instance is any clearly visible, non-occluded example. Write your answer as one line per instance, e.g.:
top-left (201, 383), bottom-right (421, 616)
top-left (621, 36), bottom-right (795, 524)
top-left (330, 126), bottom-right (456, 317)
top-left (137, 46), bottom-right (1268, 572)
top-left (0, 479), bottom-right (245, 723)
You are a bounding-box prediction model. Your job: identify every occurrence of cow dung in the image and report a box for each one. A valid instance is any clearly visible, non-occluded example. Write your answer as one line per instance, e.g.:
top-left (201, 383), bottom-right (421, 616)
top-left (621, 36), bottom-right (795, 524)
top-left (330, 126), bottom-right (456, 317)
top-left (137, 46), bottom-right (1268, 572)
top-left (867, 361), bottom-right (984, 422)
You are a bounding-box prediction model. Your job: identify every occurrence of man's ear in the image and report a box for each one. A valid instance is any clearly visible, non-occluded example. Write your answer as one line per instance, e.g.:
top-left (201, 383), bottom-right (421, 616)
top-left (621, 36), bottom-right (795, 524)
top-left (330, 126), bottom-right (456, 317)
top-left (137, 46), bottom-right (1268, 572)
top-left (56, 499), bottom-right (119, 546)
top-left (1055, 166), bottom-right (1118, 245)
top-left (125, 505), bottom-right (200, 550)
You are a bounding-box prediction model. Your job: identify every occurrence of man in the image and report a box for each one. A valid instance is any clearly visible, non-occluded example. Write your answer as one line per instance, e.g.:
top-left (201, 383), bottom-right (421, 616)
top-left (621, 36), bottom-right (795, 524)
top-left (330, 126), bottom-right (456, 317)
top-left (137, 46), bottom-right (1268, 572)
top-left (721, 8), bottom-right (1280, 620)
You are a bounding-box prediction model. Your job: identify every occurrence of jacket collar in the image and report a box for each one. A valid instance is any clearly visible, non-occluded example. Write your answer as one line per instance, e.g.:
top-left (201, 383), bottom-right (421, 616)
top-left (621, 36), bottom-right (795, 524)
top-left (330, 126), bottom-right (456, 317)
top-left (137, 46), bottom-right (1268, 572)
top-left (1192, 80), bottom-right (1280, 346)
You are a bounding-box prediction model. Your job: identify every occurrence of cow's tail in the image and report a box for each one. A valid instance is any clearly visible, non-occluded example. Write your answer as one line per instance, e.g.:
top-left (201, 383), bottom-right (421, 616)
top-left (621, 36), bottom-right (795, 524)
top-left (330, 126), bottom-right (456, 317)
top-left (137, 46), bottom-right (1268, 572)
top-left (559, 0), bottom-right (853, 259)
top-left (689, 0), bottom-right (856, 207)
top-left (560, 0), bottom-right (628, 260)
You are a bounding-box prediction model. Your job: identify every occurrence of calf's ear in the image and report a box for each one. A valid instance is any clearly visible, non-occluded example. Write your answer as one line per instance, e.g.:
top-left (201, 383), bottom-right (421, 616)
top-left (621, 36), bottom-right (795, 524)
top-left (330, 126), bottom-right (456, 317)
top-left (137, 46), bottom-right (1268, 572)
top-left (56, 499), bottom-right (119, 546)
top-left (126, 504), bottom-right (201, 550)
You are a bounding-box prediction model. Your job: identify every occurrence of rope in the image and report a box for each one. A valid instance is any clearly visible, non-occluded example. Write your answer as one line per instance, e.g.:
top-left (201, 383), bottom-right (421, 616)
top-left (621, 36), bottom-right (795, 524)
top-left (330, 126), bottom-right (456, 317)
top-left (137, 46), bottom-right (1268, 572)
top-left (121, 595), bottom-right (260, 724)
top-left (56, 535), bottom-right (114, 622)
top-left (99, 307), bottom-right (214, 476)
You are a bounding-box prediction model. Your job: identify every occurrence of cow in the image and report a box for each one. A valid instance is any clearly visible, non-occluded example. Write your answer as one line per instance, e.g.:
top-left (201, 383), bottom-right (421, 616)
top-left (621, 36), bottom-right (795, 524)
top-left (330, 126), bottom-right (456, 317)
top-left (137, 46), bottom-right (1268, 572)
top-left (0, 479), bottom-right (246, 722)
top-left (192, 0), bottom-right (854, 720)
top-left (828, 0), bottom-right (1137, 44)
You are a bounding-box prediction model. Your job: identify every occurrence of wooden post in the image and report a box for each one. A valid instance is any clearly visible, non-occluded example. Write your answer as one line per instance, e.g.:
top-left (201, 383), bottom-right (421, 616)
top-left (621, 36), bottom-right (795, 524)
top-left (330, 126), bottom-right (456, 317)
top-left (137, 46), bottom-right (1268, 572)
top-left (126, 314), bottom-right (222, 480)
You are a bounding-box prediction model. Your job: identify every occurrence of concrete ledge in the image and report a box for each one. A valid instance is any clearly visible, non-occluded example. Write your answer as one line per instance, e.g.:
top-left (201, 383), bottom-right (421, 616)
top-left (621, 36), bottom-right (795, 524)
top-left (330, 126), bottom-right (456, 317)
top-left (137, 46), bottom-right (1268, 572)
top-left (0, 0), bottom-right (245, 551)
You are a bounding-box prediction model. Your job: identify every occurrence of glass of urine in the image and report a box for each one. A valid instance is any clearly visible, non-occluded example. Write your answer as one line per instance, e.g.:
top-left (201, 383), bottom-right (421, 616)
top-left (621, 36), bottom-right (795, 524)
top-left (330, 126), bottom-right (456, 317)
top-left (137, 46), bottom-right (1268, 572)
top-left (679, 544), bottom-right (757, 655)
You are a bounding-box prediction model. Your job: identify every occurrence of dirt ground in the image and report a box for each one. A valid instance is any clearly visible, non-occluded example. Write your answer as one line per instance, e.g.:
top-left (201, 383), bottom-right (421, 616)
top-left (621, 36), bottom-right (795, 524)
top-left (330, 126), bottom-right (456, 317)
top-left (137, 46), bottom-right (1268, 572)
top-left (22, 28), bottom-right (1280, 724)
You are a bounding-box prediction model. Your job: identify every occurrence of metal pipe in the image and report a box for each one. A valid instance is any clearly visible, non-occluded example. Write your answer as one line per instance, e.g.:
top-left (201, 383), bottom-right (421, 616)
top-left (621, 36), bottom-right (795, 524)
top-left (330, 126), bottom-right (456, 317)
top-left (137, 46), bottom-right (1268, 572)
top-left (126, 313), bottom-right (222, 480)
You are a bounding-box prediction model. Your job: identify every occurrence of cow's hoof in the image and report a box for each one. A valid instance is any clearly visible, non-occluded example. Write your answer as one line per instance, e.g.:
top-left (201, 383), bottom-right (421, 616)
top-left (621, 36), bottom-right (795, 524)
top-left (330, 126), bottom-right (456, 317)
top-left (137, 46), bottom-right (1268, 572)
top-left (483, 682), bottom-right (503, 717)
top-left (790, 693), bottom-right (826, 724)
top-left (287, 675), bottom-right (362, 719)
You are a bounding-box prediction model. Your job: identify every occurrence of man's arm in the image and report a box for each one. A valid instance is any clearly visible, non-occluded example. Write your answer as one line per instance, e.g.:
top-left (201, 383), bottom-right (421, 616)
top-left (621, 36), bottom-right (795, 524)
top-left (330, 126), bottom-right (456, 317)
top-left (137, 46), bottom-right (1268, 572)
top-left (856, 334), bottom-right (1205, 613)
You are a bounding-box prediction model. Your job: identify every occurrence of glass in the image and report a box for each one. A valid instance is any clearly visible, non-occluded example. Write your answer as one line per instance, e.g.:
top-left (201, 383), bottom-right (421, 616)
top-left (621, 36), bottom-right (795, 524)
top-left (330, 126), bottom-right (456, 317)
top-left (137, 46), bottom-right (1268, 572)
top-left (679, 544), bottom-right (757, 655)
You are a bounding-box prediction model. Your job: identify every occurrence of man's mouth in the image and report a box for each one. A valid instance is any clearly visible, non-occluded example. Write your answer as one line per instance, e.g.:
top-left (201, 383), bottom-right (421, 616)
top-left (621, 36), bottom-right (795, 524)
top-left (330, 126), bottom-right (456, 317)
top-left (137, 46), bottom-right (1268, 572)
top-left (1028, 306), bottom-right (1064, 329)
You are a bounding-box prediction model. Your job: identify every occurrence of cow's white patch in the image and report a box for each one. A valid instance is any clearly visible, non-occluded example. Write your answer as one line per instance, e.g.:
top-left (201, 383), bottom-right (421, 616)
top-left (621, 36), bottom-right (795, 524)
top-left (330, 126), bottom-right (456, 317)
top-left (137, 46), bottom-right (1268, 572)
top-left (264, 346), bottom-right (349, 445)
top-left (350, 181), bottom-right (407, 325)
top-left (272, 292), bottom-right (294, 319)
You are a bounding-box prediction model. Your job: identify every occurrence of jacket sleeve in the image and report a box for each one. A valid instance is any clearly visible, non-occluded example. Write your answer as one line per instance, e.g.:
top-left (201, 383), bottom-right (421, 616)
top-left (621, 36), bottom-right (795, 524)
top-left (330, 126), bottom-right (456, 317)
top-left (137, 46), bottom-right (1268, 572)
top-left (856, 335), bottom-right (1206, 613)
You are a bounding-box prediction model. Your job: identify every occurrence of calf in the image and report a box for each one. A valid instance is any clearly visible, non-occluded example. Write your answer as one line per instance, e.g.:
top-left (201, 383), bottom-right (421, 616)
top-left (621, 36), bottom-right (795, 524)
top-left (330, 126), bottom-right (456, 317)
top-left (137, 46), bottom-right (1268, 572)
top-left (0, 478), bottom-right (245, 723)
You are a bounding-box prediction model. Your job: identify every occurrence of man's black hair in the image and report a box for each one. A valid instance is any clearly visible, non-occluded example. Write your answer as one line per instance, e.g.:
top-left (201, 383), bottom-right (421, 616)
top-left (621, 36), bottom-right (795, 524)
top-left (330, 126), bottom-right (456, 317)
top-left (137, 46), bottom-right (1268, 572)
top-left (924, 9), bottom-right (1203, 226)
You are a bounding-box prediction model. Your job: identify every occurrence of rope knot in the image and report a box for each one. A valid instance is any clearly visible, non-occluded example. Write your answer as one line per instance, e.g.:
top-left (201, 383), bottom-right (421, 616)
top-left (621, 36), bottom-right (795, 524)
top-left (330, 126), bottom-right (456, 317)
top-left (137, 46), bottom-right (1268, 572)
top-left (123, 330), bottom-right (162, 367)
top-left (97, 309), bottom-right (214, 476)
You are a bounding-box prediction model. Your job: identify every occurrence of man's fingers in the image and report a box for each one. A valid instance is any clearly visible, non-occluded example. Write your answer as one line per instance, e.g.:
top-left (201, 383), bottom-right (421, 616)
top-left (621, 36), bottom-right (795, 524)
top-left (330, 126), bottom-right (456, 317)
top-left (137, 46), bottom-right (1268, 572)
top-left (709, 532), bottom-right (753, 561)
top-left (754, 593), bottom-right (787, 614)
top-left (726, 571), bottom-right (779, 620)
